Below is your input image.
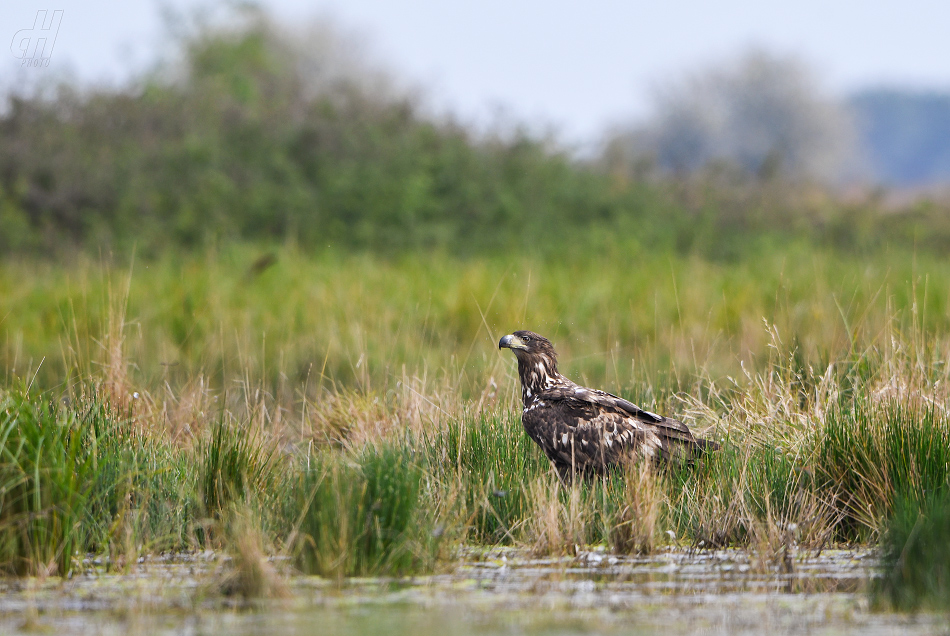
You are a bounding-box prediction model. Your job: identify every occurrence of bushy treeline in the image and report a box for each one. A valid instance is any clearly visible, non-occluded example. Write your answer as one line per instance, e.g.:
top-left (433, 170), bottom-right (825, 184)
top-left (3, 12), bottom-right (950, 258)
top-left (0, 14), bottom-right (626, 255)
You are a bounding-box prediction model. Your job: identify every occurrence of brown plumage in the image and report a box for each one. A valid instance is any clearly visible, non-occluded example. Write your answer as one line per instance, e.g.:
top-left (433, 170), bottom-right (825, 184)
top-left (499, 330), bottom-right (718, 480)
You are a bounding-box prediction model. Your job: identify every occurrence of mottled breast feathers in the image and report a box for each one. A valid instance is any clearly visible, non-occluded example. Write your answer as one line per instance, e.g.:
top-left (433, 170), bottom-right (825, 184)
top-left (499, 330), bottom-right (718, 480)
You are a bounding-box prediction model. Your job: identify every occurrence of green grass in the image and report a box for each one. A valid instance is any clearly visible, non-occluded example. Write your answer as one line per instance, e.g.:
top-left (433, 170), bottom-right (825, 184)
top-left (80, 392), bottom-right (198, 562)
top-left (199, 415), bottom-right (280, 520)
top-left (817, 400), bottom-right (950, 540)
top-left (295, 444), bottom-right (443, 577)
top-left (5, 241), bottom-right (950, 401)
top-left (425, 410), bottom-right (546, 543)
top-left (3, 243), bottom-right (950, 597)
top-left (876, 490), bottom-right (950, 611)
top-left (0, 386), bottom-right (99, 575)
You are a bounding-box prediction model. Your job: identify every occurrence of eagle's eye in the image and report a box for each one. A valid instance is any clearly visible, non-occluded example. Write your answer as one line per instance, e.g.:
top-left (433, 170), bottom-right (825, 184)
top-left (522, 335), bottom-right (532, 343)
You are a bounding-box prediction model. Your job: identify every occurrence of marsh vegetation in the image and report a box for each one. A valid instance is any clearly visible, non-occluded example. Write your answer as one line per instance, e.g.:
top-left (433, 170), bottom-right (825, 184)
top-left (2, 8), bottom-right (950, 619)
top-left (3, 245), bottom-right (950, 612)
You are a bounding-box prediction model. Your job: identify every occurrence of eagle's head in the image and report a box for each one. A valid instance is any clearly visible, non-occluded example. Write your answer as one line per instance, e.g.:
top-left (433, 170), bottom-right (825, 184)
top-left (498, 330), bottom-right (556, 359)
top-left (499, 330), bottom-right (560, 398)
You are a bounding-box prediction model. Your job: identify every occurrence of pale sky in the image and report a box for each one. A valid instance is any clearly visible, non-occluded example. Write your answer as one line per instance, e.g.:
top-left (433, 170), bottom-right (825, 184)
top-left (3, 0), bottom-right (950, 145)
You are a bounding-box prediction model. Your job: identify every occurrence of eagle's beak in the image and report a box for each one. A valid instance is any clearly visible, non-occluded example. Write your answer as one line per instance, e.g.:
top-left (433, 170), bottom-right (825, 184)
top-left (498, 334), bottom-right (523, 350)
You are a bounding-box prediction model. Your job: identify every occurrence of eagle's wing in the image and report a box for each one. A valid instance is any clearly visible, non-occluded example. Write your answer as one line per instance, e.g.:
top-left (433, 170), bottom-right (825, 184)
top-left (539, 385), bottom-right (707, 461)
top-left (572, 387), bottom-right (700, 445)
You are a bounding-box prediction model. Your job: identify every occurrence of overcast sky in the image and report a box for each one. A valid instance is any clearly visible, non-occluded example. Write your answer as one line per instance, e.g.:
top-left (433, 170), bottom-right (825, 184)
top-left (3, 0), bottom-right (950, 144)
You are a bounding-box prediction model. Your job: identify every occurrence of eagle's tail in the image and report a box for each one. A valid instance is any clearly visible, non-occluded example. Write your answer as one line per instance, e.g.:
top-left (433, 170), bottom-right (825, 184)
top-left (659, 434), bottom-right (720, 463)
top-left (694, 437), bottom-right (720, 453)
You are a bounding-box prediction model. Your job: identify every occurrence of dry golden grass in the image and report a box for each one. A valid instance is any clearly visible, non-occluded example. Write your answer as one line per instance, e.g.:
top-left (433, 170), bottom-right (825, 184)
top-left (526, 475), bottom-right (588, 556)
top-left (610, 461), bottom-right (665, 555)
top-left (217, 505), bottom-right (289, 599)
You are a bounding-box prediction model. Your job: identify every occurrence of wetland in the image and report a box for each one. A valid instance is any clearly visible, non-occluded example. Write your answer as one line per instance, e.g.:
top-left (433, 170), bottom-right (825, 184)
top-left (4, 548), bottom-right (943, 636)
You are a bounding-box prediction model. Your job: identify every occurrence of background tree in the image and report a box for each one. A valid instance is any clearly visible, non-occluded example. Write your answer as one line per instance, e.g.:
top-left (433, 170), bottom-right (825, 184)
top-left (606, 50), bottom-right (857, 183)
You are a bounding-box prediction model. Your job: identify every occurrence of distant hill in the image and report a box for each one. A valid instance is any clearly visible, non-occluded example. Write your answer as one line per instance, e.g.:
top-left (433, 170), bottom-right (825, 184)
top-left (849, 89), bottom-right (950, 186)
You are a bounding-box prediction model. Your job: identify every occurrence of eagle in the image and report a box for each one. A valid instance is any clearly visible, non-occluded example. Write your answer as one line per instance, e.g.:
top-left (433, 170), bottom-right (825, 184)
top-left (499, 330), bottom-right (718, 480)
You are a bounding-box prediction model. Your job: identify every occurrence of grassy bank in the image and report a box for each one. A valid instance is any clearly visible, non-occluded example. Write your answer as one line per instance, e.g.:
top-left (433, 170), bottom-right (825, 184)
top-left (3, 246), bottom-right (950, 595)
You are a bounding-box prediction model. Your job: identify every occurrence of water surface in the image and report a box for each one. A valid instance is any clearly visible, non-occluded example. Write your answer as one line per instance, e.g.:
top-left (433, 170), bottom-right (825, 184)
top-left (0, 548), bottom-right (945, 635)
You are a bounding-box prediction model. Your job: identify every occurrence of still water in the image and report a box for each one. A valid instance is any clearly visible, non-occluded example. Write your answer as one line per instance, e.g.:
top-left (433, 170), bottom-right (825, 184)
top-left (0, 548), bottom-right (945, 635)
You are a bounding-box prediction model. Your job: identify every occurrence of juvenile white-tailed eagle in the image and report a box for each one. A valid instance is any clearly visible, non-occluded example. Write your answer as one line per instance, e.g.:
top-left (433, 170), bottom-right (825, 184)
top-left (499, 330), bottom-right (718, 479)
